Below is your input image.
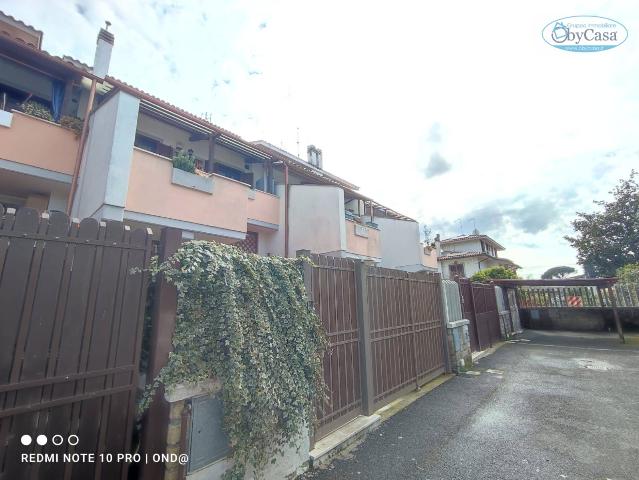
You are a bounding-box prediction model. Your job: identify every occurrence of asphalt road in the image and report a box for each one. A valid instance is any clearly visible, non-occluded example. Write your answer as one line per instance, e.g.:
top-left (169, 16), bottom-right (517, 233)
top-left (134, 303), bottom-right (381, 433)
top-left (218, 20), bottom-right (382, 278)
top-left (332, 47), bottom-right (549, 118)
top-left (301, 330), bottom-right (639, 480)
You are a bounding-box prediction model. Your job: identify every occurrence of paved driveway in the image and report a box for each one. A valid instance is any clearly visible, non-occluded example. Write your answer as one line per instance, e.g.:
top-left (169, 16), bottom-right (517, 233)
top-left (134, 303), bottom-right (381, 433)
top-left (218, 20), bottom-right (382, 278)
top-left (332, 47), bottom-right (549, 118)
top-left (302, 330), bottom-right (639, 480)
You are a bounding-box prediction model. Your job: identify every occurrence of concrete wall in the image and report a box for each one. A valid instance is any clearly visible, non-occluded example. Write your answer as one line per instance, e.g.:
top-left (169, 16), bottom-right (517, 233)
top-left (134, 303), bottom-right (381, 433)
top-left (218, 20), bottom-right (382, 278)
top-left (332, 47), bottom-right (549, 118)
top-left (186, 431), bottom-right (309, 480)
top-left (0, 111), bottom-right (78, 175)
top-left (288, 185), bottom-right (345, 255)
top-left (72, 90), bottom-right (139, 220)
top-left (521, 309), bottom-right (608, 331)
top-left (371, 217), bottom-right (422, 270)
top-left (47, 186), bottom-right (68, 212)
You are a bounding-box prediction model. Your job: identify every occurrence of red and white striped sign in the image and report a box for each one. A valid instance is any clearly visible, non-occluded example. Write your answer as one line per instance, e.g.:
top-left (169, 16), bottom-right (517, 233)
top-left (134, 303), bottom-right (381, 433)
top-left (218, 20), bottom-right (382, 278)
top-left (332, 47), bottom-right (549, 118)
top-left (566, 296), bottom-right (583, 307)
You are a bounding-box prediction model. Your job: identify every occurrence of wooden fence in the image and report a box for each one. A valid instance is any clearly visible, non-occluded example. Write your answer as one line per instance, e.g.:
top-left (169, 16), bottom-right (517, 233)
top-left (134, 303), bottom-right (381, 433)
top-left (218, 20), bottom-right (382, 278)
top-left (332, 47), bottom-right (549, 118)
top-left (302, 252), bottom-right (448, 440)
top-left (0, 207), bottom-right (152, 480)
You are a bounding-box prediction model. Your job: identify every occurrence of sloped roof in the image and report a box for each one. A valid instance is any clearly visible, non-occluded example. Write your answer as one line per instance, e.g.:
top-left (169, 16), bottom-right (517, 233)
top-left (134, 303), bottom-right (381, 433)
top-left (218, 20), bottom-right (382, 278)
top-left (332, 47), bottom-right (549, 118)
top-left (438, 251), bottom-right (488, 261)
top-left (0, 31), bottom-right (100, 80)
top-left (440, 233), bottom-right (505, 250)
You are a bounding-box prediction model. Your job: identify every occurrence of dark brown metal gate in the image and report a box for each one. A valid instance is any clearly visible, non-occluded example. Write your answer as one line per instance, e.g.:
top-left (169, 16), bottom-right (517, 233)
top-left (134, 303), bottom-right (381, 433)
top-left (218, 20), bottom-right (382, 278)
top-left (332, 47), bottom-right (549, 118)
top-left (472, 282), bottom-right (501, 348)
top-left (367, 268), bottom-right (446, 407)
top-left (0, 207), bottom-right (152, 480)
top-left (308, 254), bottom-right (362, 439)
top-left (303, 252), bottom-right (448, 440)
top-left (456, 278), bottom-right (501, 352)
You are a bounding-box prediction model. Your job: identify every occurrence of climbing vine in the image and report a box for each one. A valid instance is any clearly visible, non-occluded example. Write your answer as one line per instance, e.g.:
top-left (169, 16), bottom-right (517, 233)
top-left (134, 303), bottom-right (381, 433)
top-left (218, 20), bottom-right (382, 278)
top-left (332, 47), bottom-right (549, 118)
top-left (142, 241), bottom-right (326, 479)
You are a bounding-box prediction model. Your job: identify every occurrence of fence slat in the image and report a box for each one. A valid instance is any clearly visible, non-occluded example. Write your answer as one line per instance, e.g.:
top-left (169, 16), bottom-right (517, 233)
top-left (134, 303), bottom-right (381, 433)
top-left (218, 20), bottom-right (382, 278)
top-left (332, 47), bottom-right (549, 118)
top-left (0, 208), bottom-right (151, 480)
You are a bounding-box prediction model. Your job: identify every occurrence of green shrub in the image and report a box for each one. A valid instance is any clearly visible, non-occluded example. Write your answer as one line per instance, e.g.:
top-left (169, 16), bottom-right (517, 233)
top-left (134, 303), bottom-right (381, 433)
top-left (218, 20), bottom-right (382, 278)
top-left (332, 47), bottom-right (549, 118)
top-left (22, 100), bottom-right (54, 122)
top-left (60, 115), bottom-right (83, 138)
top-left (141, 242), bottom-right (326, 479)
top-left (616, 263), bottom-right (639, 284)
top-left (172, 150), bottom-right (196, 173)
top-left (471, 266), bottom-right (518, 283)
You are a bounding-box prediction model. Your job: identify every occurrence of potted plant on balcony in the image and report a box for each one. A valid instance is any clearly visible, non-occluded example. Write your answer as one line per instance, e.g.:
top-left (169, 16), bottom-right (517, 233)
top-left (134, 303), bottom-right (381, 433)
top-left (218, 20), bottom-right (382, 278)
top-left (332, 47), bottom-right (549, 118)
top-left (21, 100), bottom-right (54, 122)
top-left (171, 150), bottom-right (213, 193)
top-left (60, 115), bottom-right (83, 138)
top-left (172, 149), bottom-right (196, 173)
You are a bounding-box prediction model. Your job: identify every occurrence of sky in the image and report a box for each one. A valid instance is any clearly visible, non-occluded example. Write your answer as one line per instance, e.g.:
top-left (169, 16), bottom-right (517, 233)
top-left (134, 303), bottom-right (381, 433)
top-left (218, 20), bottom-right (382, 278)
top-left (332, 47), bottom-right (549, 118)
top-left (2, 0), bottom-right (637, 277)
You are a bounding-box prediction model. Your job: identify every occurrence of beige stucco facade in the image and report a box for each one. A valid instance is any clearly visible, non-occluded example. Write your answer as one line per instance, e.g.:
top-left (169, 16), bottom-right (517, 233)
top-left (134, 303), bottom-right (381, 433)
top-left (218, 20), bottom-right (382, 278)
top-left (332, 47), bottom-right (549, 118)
top-left (0, 111), bottom-right (77, 175)
top-left (288, 184), bottom-right (381, 261)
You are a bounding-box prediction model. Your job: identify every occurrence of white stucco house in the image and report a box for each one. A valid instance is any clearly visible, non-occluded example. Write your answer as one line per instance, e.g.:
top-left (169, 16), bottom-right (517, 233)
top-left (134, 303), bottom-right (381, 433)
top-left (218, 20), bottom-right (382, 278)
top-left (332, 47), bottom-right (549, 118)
top-left (436, 230), bottom-right (520, 279)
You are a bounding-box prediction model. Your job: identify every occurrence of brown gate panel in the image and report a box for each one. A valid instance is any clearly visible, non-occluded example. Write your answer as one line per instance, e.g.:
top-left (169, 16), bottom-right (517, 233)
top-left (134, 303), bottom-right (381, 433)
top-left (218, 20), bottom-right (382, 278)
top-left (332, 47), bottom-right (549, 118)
top-left (367, 268), bottom-right (446, 407)
top-left (456, 278), bottom-right (502, 352)
top-left (0, 207), bottom-right (152, 480)
top-left (472, 283), bottom-right (501, 347)
top-left (309, 254), bottom-right (362, 438)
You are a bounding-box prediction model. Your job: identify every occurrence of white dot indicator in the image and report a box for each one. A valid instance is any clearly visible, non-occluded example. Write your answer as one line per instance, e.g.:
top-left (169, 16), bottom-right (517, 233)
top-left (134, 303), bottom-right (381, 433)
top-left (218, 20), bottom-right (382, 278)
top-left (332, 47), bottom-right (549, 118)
top-left (68, 435), bottom-right (79, 446)
top-left (20, 435), bottom-right (32, 446)
top-left (36, 435), bottom-right (47, 446)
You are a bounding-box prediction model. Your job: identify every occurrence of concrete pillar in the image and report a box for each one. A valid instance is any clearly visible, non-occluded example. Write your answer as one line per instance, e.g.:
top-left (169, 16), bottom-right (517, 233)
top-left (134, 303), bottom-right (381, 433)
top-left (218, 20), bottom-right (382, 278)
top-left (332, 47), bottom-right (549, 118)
top-left (446, 319), bottom-right (472, 372)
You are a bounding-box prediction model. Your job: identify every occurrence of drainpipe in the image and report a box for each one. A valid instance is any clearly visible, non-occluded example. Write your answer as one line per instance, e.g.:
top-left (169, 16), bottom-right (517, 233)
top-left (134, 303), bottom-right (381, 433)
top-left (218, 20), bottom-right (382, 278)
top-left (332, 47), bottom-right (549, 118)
top-left (66, 78), bottom-right (97, 215)
top-left (284, 163), bottom-right (289, 257)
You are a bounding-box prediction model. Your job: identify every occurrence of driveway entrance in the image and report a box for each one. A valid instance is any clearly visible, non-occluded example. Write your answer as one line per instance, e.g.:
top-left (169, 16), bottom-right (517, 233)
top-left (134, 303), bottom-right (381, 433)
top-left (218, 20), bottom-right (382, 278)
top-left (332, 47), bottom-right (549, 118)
top-left (302, 330), bottom-right (639, 480)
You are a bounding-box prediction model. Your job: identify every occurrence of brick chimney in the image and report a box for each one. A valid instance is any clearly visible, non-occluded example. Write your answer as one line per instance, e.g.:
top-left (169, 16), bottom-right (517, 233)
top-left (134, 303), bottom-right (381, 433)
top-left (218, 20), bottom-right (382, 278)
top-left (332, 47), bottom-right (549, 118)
top-left (93, 22), bottom-right (114, 78)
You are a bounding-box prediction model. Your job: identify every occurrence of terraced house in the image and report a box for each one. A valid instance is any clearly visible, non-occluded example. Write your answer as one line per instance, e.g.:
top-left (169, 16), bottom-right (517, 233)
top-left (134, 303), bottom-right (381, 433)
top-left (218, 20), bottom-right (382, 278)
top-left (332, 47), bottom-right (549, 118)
top-left (436, 229), bottom-right (520, 279)
top-left (0, 11), bottom-right (436, 271)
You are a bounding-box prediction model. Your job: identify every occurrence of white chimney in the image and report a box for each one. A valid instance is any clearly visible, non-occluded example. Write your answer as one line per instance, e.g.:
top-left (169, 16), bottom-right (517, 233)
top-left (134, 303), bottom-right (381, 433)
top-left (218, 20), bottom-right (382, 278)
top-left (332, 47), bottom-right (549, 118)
top-left (93, 22), bottom-right (114, 78)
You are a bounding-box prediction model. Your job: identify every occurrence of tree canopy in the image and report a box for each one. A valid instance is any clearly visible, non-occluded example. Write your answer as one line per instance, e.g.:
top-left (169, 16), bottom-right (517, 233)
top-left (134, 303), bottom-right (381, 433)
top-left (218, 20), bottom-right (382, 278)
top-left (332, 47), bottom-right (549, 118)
top-left (541, 266), bottom-right (576, 279)
top-left (616, 263), bottom-right (639, 284)
top-left (565, 171), bottom-right (639, 277)
top-left (471, 266), bottom-right (518, 282)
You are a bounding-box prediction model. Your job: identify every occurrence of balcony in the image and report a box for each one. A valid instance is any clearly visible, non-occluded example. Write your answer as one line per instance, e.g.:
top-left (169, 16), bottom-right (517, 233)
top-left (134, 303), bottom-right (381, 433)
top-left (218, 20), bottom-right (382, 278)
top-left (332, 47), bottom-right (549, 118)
top-left (0, 110), bottom-right (78, 176)
top-left (125, 148), bottom-right (279, 237)
top-left (248, 190), bottom-right (280, 228)
top-left (345, 219), bottom-right (381, 259)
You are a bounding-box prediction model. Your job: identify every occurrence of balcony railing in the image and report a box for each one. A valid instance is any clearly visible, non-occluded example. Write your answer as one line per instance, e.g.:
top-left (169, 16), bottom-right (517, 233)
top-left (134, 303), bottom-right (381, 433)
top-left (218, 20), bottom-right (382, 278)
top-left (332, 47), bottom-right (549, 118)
top-left (345, 219), bottom-right (380, 259)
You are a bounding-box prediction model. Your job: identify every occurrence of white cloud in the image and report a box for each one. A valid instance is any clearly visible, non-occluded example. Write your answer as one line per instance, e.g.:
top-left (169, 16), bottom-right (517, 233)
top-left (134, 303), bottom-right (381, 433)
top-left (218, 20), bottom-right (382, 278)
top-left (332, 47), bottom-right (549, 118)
top-left (2, 0), bottom-right (637, 276)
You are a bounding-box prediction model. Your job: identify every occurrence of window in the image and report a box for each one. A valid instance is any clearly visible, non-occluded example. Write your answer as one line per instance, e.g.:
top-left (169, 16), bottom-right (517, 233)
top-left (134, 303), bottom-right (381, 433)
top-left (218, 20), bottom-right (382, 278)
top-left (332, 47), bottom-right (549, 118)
top-left (449, 263), bottom-right (465, 278)
top-left (214, 163), bottom-right (253, 186)
top-left (134, 133), bottom-right (160, 153)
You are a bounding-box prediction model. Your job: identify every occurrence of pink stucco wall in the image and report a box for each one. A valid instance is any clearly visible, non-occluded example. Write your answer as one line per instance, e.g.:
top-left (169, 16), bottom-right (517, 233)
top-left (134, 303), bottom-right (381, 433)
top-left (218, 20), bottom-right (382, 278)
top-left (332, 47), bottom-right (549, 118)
top-left (421, 246), bottom-right (438, 269)
top-left (126, 148), bottom-right (249, 233)
top-left (247, 190), bottom-right (280, 226)
top-left (0, 111), bottom-right (78, 174)
top-left (345, 220), bottom-right (381, 259)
